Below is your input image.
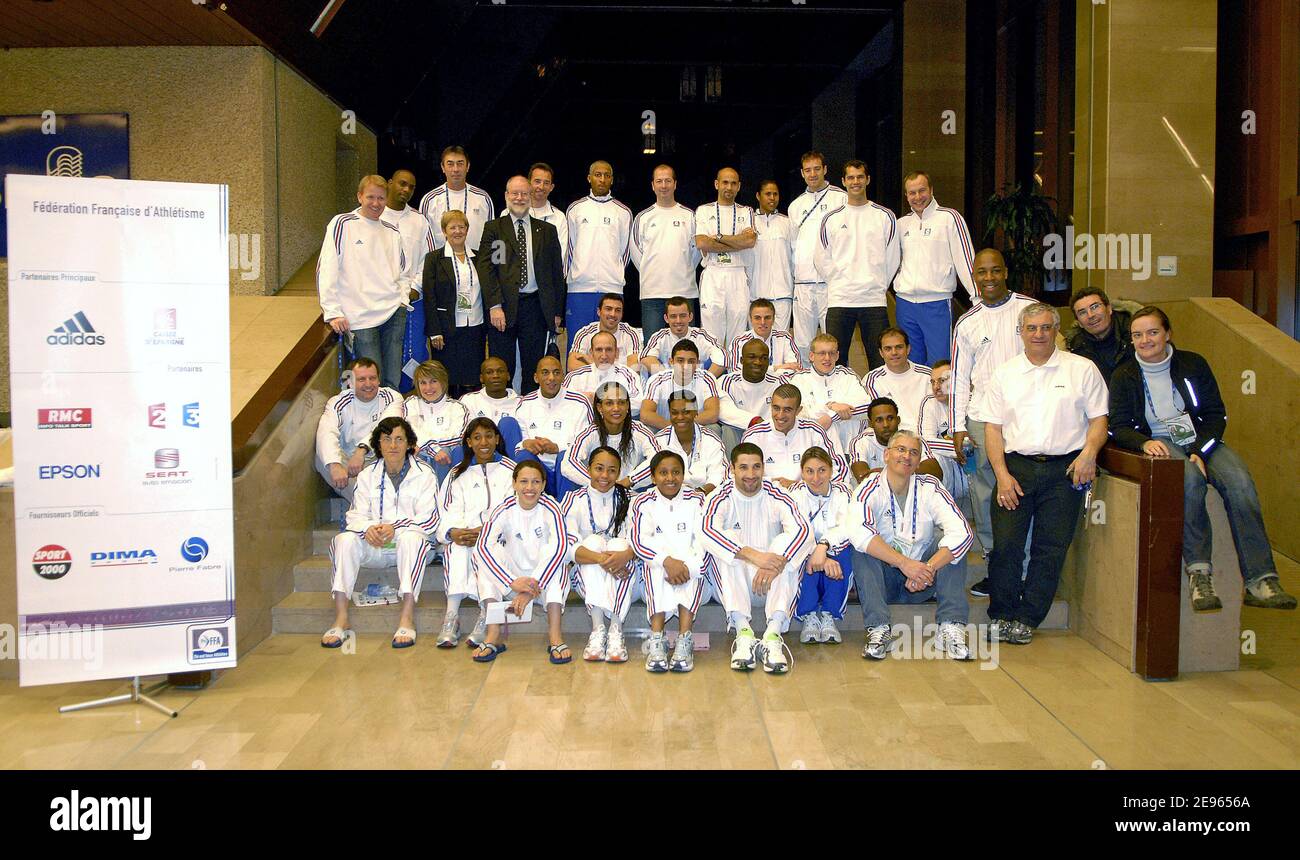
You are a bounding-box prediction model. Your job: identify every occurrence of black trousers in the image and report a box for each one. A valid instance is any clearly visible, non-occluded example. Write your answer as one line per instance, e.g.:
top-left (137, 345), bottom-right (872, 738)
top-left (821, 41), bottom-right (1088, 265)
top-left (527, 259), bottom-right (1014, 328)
top-left (487, 292), bottom-right (550, 395)
top-left (988, 451), bottom-right (1086, 628)
top-left (825, 305), bottom-right (890, 370)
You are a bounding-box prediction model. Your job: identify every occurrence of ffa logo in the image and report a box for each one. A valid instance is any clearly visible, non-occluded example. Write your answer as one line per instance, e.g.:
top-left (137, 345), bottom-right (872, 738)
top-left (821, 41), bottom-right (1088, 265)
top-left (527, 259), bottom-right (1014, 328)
top-left (553, 420), bottom-right (562, 430)
top-left (676, 522), bottom-right (687, 532)
top-left (534, 526), bottom-right (545, 537)
top-left (673, 220), bottom-right (682, 227)
top-left (435, 416), bottom-right (445, 425)
top-left (602, 217), bottom-right (611, 225)
top-left (819, 204), bottom-right (827, 211)
top-left (923, 227), bottom-right (932, 237)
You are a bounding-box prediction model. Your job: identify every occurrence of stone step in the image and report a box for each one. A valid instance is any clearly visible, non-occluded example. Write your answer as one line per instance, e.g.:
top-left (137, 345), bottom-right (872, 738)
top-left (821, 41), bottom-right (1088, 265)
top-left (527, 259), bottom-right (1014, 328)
top-left (271, 589), bottom-right (1069, 636)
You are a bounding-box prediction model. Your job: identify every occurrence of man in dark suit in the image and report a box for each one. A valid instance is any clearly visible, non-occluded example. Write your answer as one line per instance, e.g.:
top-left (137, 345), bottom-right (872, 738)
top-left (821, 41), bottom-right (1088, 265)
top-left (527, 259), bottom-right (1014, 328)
top-left (480, 175), bottom-right (567, 394)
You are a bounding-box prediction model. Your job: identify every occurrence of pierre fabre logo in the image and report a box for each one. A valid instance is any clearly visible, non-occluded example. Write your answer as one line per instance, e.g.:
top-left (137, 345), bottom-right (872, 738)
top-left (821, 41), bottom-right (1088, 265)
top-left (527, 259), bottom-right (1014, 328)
top-left (170, 536), bottom-right (220, 573)
top-left (189, 623), bottom-right (231, 662)
top-left (38, 408), bottom-right (92, 429)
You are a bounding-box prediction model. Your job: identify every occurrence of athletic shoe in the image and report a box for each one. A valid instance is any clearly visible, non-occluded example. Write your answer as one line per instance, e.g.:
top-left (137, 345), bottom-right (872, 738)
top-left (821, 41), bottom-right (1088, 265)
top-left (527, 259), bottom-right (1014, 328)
top-left (969, 578), bottom-right (990, 598)
top-left (761, 632), bottom-right (790, 674)
top-left (669, 631), bottom-right (695, 672)
top-left (604, 626), bottom-right (629, 663)
top-left (583, 626), bottom-right (607, 661)
top-left (1244, 575), bottom-right (1297, 610)
top-left (1188, 571), bottom-right (1223, 612)
top-left (819, 611), bottom-right (842, 644)
top-left (938, 622), bottom-right (972, 660)
top-left (1005, 620), bottom-right (1034, 645)
top-left (730, 628), bottom-right (758, 671)
top-left (644, 634), bottom-right (669, 673)
top-left (435, 611), bottom-right (460, 648)
top-left (862, 624), bottom-right (900, 660)
top-left (466, 607), bottom-right (488, 648)
top-left (985, 619), bottom-right (1010, 642)
top-left (799, 613), bottom-right (823, 644)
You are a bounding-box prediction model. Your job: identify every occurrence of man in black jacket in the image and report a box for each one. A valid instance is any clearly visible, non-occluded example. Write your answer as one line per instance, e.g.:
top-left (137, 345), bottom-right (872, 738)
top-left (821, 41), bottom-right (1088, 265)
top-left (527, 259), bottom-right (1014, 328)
top-left (480, 175), bottom-right (567, 394)
top-left (1066, 287), bottom-right (1137, 382)
top-left (1110, 306), bottom-right (1295, 612)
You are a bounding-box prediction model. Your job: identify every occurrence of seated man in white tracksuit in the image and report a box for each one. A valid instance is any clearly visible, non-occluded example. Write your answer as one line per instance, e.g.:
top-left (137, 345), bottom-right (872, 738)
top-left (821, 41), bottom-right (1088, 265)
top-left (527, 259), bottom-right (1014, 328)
top-left (471, 460), bottom-right (573, 664)
top-left (561, 381), bottom-right (660, 494)
top-left (916, 359), bottom-right (970, 503)
top-left (654, 390), bottom-right (728, 495)
top-left (701, 442), bottom-right (814, 674)
top-left (716, 338), bottom-right (783, 451)
top-left (849, 430), bottom-right (974, 662)
top-left (322, 416), bottom-right (440, 650)
top-left (741, 382), bottom-right (848, 488)
top-left (785, 332), bottom-right (870, 450)
top-left (435, 417), bottom-right (516, 649)
top-left (629, 450), bottom-right (714, 673)
top-left (506, 354), bottom-right (593, 497)
top-left (561, 446), bottom-right (641, 664)
top-left (315, 357), bottom-right (401, 502)
top-left (639, 339), bottom-right (721, 431)
top-left (562, 330), bottom-right (644, 416)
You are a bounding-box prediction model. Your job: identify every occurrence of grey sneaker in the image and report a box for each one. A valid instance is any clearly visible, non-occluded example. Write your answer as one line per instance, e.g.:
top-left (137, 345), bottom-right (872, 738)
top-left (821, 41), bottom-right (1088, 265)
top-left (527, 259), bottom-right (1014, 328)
top-left (466, 607), bottom-right (488, 648)
top-left (799, 612), bottom-right (823, 644)
top-left (1005, 620), bottom-right (1034, 645)
top-left (668, 631), bottom-right (695, 672)
top-left (862, 624), bottom-right (900, 660)
top-left (645, 634), bottom-right (669, 673)
top-left (1189, 571), bottom-right (1223, 612)
top-left (435, 610), bottom-right (460, 648)
top-left (1244, 576), bottom-right (1297, 610)
top-left (938, 622), bottom-right (972, 660)
top-left (819, 611), bottom-right (842, 644)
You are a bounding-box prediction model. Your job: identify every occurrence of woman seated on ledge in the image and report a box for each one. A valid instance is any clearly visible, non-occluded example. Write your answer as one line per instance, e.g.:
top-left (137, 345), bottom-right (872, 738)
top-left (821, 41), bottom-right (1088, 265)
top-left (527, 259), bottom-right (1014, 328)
top-left (1108, 306), bottom-right (1295, 613)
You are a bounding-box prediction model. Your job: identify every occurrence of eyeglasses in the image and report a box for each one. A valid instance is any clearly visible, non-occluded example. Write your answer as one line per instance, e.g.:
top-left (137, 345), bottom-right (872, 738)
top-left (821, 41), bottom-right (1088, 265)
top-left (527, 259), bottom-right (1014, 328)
top-left (890, 446), bottom-right (919, 457)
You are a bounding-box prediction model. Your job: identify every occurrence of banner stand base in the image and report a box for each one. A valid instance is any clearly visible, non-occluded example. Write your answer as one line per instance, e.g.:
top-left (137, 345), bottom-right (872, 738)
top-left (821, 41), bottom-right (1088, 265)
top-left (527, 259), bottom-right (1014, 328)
top-left (57, 676), bottom-right (179, 718)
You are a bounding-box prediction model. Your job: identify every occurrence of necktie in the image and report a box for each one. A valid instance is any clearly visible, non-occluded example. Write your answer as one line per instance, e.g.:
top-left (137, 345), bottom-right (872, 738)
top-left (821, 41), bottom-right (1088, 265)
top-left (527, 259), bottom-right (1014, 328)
top-left (516, 219), bottom-right (527, 289)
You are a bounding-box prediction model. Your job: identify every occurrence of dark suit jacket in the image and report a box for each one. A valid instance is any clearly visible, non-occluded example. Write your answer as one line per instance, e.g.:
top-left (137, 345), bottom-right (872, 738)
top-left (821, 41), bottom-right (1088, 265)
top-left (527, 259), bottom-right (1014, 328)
top-left (422, 248), bottom-right (485, 340)
top-left (478, 214), bottom-right (566, 332)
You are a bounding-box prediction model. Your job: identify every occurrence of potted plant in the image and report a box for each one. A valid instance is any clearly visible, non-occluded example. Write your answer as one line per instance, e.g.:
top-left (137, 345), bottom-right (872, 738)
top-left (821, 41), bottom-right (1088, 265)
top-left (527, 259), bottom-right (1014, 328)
top-left (982, 184), bottom-right (1060, 301)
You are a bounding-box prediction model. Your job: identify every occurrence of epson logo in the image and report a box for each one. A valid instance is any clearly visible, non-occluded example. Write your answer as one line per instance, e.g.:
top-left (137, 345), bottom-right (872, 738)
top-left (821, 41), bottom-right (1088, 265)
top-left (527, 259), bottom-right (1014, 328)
top-left (47, 311), bottom-right (106, 346)
top-left (37, 408), bottom-right (92, 429)
top-left (90, 549), bottom-right (158, 568)
top-left (39, 464), bottom-right (101, 480)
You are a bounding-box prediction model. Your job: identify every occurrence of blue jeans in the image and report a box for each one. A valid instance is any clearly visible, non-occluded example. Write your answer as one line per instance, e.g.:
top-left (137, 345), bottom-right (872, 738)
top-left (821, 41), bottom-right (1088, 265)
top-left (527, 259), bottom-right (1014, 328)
top-left (1160, 439), bottom-right (1277, 584)
top-left (852, 544), bottom-right (970, 628)
top-left (402, 297), bottom-right (429, 390)
top-left (795, 547), bottom-right (854, 619)
top-left (352, 306), bottom-right (408, 392)
top-left (894, 296), bottom-right (953, 366)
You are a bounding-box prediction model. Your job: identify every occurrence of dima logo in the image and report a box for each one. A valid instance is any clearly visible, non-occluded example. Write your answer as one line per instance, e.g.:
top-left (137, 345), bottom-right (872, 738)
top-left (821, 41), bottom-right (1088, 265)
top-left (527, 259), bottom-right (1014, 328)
top-left (33, 545), bottom-right (72, 579)
top-left (48, 311), bottom-right (105, 346)
top-left (181, 536), bottom-right (209, 563)
top-left (90, 548), bottom-right (158, 568)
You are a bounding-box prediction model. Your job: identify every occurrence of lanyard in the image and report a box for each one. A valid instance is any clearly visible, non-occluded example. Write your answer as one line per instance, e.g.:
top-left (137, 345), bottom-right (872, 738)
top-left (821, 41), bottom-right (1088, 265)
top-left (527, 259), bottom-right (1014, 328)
top-left (1139, 370), bottom-right (1181, 422)
top-left (797, 187), bottom-right (832, 230)
top-left (809, 489), bottom-right (831, 533)
top-left (715, 202), bottom-right (736, 238)
top-left (478, 462), bottom-right (492, 523)
top-left (445, 186), bottom-right (468, 215)
top-left (452, 252), bottom-right (475, 295)
top-left (887, 481), bottom-right (919, 543)
top-left (585, 489), bottom-right (614, 537)
top-left (378, 460), bottom-right (408, 522)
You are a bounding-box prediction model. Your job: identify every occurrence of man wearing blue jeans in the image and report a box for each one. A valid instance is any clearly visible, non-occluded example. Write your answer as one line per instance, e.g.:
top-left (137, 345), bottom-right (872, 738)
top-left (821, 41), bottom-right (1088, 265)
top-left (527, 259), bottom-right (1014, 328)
top-left (318, 174), bottom-right (417, 392)
top-left (631, 164), bottom-right (700, 344)
top-left (849, 429), bottom-right (974, 661)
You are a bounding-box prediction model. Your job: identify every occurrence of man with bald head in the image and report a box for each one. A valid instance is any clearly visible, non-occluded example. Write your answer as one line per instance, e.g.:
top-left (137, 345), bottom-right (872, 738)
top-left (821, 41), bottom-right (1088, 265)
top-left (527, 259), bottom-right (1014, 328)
top-left (479, 175), bottom-right (567, 394)
top-left (696, 166), bottom-right (757, 350)
top-left (565, 159), bottom-right (633, 333)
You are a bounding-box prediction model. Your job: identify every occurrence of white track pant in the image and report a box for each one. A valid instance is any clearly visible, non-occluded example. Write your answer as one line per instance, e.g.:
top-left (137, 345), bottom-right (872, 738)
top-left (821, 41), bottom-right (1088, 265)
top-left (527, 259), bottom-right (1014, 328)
top-left (700, 268), bottom-right (751, 352)
top-left (476, 563), bottom-right (571, 608)
top-left (712, 555), bottom-right (803, 633)
top-left (768, 297), bottom-right (793, 334)
top-left (330, 531), bottom-right (433, 598)
top-left (792, 281), bottom-right (828, 368)
top-left (315, 457), bottom-right (357, 503)
top-left (643, 553), bottom-right (713, 622)
top-left (442, 542), bottom-right (481, 601)
top-left (572, 536), bottom-right (642, 622)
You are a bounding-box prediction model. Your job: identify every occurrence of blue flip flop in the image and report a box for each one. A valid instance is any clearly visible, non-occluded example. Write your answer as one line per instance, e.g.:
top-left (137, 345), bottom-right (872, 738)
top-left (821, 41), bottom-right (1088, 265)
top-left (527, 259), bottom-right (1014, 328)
top-left (472, 642), bottom-right (507, 663)
top-left (548, 643), bottom-right (572, 665)
top-left (391, 627), bottom-right (417, 649)
top-left (321, 627), bottom-right (351, 649)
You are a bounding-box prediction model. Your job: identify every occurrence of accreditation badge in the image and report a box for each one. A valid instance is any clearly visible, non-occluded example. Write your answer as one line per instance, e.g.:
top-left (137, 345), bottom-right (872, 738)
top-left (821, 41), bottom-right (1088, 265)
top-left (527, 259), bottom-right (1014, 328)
top-left (717, 252), bottom-right (732, 264)
top-left (1166, 412), bottom-right (1197, 447)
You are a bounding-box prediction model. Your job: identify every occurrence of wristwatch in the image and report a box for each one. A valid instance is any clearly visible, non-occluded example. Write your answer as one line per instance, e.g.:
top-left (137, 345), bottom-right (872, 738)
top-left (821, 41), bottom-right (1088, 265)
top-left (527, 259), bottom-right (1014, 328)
top-left (357, 443), bottom-right (371, 454)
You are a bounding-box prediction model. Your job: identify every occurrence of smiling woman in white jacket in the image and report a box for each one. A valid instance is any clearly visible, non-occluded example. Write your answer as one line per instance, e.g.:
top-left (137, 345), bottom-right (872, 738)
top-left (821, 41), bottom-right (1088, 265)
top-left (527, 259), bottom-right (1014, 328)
top-left (435, 417), bottom-right (515, 649)
top-left (472, 460), bottom-right (572, 664)
top-left (322, 416), bottom-right (440, 651)
top-left (385, 360), bottom-right (469, 478)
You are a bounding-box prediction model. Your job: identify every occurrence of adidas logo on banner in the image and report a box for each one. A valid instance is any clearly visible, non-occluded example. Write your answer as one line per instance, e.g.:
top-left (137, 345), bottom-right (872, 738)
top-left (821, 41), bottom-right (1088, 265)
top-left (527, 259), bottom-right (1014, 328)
top-left (48, 311), bottom-right (105, 346)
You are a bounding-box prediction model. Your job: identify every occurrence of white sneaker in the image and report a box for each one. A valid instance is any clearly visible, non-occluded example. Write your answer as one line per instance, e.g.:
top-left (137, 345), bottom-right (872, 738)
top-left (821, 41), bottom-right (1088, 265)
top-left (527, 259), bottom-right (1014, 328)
top-left (938, 622), bottom-right (972, 660)
top-left (645, 634), bottom-right (669, 673)
top-left (818, 611), bottom-right (842, 644)
top-left (799, 613), bottom-right (823, 644)
top-left (862, 624), bottom-right (900, 660)
top-left (466, 607), bottom-right (488, 648)
top-left (435, 610), bottom-right (459, 648)
top-left (669, 631), bottom-right (694, 672)
top-left (583, 626), bottom-right (607, 662)
top-left (730, 629), bottom-right (758, 671)
top-left (761, 633), bottom-right (790, 674)
top-left (604, 626), bottom-right (628, 663)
